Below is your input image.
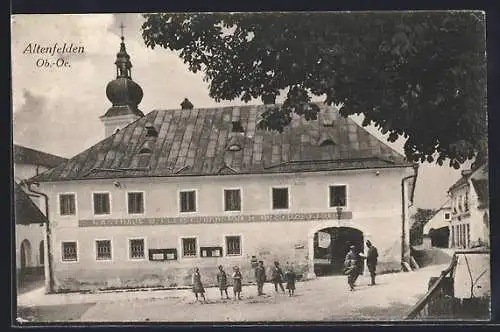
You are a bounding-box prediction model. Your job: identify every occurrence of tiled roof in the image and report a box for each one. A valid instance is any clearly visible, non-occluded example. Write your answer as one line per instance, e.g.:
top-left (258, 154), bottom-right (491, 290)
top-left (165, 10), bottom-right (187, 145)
top-left (14, 183), bottom-right (48, 225)
top-left (31, 103), bottom-right (411, 182)
top-left (13, 144), bottom-right (68, 169)
top-left (448, 161), bottom-right (488, 193)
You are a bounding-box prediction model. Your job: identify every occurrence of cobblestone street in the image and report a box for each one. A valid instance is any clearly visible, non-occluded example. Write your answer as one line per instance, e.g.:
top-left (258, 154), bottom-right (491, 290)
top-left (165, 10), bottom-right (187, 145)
top-left (18, 264), bottom-right (449, 322)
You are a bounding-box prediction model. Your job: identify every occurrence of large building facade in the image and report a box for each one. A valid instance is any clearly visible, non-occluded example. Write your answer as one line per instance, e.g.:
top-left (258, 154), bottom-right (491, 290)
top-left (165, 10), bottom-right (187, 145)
top-left (448, 161), bottom-right (489, 249)
top-left (27, 35), bottom-right (418, 293)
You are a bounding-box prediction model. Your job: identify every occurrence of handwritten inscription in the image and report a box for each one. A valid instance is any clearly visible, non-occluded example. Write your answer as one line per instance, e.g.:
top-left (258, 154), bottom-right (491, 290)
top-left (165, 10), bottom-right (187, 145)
top-left (79, 211), bottom-right (353, 227)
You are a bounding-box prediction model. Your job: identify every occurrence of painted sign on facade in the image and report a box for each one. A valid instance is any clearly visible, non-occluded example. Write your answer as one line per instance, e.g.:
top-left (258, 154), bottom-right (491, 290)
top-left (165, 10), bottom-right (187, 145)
top-left (78, 211), bottom-right (353, 227)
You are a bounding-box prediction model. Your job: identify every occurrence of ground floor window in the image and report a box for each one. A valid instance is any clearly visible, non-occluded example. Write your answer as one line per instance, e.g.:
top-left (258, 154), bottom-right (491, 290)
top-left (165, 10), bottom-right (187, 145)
top-left (96, 240), bottom-right (112, 260)
top-left (225, 236), bottom-right (242, 256)
top-left (62, 241), bottom-right (77, 262)
top-left (466, 223), bottom-right (470, 248)
top-left (182, 237), bottom-right (197, 257)
top-left (129, 239), bottom-right (145, 259)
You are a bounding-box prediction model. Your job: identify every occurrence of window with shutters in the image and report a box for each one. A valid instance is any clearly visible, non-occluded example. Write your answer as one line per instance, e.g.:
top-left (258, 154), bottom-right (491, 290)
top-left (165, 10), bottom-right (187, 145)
top-left (61, 241), bottom-right (77, 262)
top-left (128, 192), bottom-right (145, 214)
top-left (182, 237), bottom-right (197, 257)
top-left (224, 189), bottom-right (241, 211)
top-left (129, 238), bottom-right (145, 259)
top-left (225, 236), bottom-right (242, 256)
top-left (180, 190), bottom-right (196, 212)
top-left (93, 192), bottom-right (110, 215)
top-left (59, 193), bottom-right (76, 216)
top-left (272, 187), bottom-right (289, 210)
top-left (96, 240), bottom-right (112, 261)
top-left (329, 185), bottom-right (347, 207)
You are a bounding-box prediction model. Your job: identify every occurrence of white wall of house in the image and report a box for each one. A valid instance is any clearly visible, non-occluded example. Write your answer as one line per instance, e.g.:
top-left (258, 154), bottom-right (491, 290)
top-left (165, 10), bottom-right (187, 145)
top-left (449, 180), bottom-right (489, 249)
top-left (38, 166), bottom-right (415, 291)
top-left (14, 162), bottom-right (49, 271)
top-left (424, 208), bottom-right (451, 235)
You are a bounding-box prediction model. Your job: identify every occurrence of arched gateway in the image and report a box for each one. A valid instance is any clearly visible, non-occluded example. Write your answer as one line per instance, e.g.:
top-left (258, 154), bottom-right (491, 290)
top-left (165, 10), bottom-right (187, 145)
top-left (307, 220), bottom-right (371, 278)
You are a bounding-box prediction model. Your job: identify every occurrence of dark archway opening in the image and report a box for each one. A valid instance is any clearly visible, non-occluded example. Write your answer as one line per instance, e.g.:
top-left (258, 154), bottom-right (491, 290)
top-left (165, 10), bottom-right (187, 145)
top-left (313, 227), bottom-right (363, 276)
top-left (20, 239), bottom-right (31, 270)
top-left (430, 227), bottom-right (450, 248)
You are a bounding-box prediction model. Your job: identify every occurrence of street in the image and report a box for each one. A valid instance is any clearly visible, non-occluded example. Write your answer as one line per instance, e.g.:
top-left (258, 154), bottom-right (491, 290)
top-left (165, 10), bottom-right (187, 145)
top-left (17, 264), bottom-right (449, 322)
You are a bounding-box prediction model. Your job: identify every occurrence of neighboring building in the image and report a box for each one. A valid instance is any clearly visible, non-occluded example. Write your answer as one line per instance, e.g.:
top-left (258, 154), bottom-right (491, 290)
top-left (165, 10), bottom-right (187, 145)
top-left (27, 35), bottom-right (418, 293)
top-left (422, 201), bottom-right (452, 248)
top-left (448, 161), bottom-right (489, 249)
top-left (13, 144), bottom-right (67, 274)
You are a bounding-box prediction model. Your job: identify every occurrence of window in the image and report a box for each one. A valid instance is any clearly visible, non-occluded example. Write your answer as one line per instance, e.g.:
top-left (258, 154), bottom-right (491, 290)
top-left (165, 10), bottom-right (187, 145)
top-left (329, 185), bottom-right (347, 207)
top-left (129, 239), bottom-right (145, 259)
top-left (444, 212), bottom-right (451, 220)
top-left (226, 236), bottom-right (242, 256)
top-left (180, 190), bottom-right (196, 212)
top-left (224, 189), bottom-right (241, 211)
top-left (93, 193), bottom-right (110, 215)
top-left (200, 246), bottom-right (222, 257)
top-left (272, 187), bottom-right (289, 209)
top-left (458, 195), bottom-right (463, 212)
top-left (59, 194), bottom-right (76, 216)
top-left (96, 240), bottom-right (112, 260)
top-left (182, 238), bottom-right (197, 257)
top-left (464, 191), bottom-right (469, 211)
top-left (451, 226), bottom-right (455, 247)
top-left (128, 192), bottom-right (144, 214)
top-left (466, 224), bottom-right (470, 248)
top-left (61, 241), bottom-right (77, 262)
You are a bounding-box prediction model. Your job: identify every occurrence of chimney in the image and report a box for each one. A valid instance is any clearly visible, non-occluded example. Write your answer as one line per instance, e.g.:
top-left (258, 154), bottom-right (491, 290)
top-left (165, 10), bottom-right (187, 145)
top-left (181, 98), bottom-right (194, 110)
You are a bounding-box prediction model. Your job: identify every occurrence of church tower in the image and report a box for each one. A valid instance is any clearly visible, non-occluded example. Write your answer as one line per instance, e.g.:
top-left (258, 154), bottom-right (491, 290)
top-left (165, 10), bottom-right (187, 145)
top-left (100, 24), bottom-right (144, 137)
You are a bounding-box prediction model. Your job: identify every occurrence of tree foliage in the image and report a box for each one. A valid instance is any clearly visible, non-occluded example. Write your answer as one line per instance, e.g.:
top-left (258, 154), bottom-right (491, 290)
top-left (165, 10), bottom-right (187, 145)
top-left (141, 12), bottom-right (487, 168)
top-left (410, 208), bottom-right (437, 246)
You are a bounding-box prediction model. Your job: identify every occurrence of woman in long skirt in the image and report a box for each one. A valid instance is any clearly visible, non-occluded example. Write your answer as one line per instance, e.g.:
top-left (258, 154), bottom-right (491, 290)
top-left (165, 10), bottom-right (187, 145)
top-left (284, 263), bottom-right (296, 297)
top-left (232, 266), bottom-right (242, 300)
top-left (192, 267), bottom-right (206, 301)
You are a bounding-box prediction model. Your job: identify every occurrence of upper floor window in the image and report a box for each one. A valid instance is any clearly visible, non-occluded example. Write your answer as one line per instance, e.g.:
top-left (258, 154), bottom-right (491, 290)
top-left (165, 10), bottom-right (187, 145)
top-left (93, 193), bottom-right (110, 215)
top-left (59, 193), bottom-right (76, 216)
top-left (464, 191), bottom-right (469, 211)
top-left (128, 192), bottom-right (144, 214)
top-left (458, 195), bottom-right (463, 212)
top-left (329, 185), bottom-right (347, 207)
top-left (272, 187), bottom-right (289, 209)
top-left (224, 189), bottom-right (241, 211)
top-left (444, 212), bottom-right (451, 220)
top-left (180, 190), bottom-right (196, 212)
top-left (61, 241), bottom-right (77, 262)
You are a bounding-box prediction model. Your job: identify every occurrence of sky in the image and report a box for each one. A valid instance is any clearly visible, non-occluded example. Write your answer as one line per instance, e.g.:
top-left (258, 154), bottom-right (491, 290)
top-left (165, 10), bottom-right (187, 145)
top-left (11, 13), bottom-right (469, 210)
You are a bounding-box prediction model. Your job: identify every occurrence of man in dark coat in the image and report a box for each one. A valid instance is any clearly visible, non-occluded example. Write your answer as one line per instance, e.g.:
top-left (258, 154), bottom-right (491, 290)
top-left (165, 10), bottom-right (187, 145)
top-left (271, 261), bottom-right (286, 293)
top-left (366, 240), bottom-right (379, 285)
top-left (255, 260), bottom-right (266, 296)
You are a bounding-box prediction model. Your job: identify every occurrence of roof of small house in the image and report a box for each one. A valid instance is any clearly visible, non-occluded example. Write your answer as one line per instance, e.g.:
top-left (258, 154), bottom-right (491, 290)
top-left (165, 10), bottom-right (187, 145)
top-left (13, 144), bottom-right (68, 169)
top-left (14, 183), bottom-right (48, 225)
top-left (30, 103), bottom-right (412, 182)
top-left (448, 161), bottom-right (488, 193)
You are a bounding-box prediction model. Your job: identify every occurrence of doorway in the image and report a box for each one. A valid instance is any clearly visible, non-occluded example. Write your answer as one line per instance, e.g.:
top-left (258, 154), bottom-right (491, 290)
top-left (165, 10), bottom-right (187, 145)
top-left (20, 239), bottom-right (32, 270)
top-left (313, 227), bottom-right (363, 276)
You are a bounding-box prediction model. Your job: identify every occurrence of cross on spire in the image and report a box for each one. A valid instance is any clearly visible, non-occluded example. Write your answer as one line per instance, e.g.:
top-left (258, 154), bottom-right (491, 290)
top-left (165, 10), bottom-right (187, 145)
top-left (119, 22), bottom-right (125, 41)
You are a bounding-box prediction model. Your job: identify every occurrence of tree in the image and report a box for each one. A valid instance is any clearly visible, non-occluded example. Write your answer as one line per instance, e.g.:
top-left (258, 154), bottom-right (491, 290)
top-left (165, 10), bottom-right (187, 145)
top-left (410, 208), bottom-right (436, 246)
top-left (141, 12), bottom-right (487, 168)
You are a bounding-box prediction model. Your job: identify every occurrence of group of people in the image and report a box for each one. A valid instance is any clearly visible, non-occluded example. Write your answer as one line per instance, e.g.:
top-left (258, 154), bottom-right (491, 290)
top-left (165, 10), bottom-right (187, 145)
top-left (191, 260), bottom-right (297, 302)
top-left (343, 240), bottom-right (379, 291)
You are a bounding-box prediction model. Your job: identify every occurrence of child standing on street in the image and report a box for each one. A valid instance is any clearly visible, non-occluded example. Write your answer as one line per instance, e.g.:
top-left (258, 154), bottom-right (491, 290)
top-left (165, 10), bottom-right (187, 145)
top-left (232, 266), bottom-right (242, 300)
top-left (284, 263), bottom-right (297, 297)
top-left (192, 267), bottom-right (206, 302)
top-left (217, 265), bottom-right (230, 299)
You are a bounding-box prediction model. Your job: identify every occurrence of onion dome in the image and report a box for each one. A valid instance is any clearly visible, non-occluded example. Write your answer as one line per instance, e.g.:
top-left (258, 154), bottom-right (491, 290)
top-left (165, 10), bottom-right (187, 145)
top-left (102, 31), bottom-right (144, 118)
